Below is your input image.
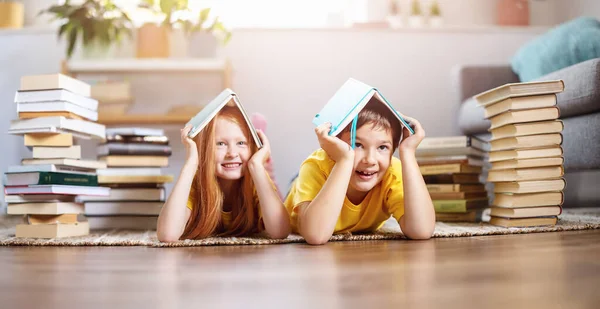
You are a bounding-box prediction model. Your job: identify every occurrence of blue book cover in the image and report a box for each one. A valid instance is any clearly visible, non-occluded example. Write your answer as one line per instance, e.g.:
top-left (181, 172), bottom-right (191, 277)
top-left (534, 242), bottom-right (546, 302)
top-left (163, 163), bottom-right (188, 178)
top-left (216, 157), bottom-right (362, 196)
top-left (185, 89), bottom-right (262, 148)
top-left (313, 78), bottom-right (415, 137)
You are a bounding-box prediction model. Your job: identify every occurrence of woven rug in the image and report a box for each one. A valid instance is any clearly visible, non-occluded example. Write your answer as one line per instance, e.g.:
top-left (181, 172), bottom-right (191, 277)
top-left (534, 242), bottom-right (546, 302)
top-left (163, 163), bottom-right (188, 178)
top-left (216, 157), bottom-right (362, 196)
top-left (1, 208), bottom-right (599, 247)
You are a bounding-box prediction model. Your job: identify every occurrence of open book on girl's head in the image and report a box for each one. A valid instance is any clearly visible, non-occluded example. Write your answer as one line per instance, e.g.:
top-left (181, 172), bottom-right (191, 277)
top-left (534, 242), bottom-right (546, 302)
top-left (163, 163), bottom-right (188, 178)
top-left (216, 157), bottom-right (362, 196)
top-left (185, 89), bottom-right (262, 148)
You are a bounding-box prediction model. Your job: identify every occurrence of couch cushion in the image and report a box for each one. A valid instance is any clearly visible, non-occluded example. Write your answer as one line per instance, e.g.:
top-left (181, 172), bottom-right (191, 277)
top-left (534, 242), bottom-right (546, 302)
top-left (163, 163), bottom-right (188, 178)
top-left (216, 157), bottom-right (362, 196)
top-left (458, 97), bottom-right (490, 135)
top-left (534, 58), bottom-right (600, 118)
top-left (562, 112), bottom-right (600, 171)
top-left (511, 17), bottom-right (600, 82)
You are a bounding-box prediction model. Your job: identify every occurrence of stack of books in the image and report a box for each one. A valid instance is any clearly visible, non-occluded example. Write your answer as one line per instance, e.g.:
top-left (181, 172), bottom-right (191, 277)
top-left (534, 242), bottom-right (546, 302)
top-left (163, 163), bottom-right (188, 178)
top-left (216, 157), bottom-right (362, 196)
top-left (416, 136), bottom-right (489, 222)
top-left (5, 73), bottom-right (109, 238)
top-left (79, 127), bottom-right (173, 230)
top-left (475, 80), bottom-right (566, 227)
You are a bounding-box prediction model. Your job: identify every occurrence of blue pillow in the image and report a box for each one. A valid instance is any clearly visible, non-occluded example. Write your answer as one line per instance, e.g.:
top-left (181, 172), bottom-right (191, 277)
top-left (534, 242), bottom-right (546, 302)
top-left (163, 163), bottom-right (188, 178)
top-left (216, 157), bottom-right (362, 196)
top-left (511, 17), bottom-right (600, 82)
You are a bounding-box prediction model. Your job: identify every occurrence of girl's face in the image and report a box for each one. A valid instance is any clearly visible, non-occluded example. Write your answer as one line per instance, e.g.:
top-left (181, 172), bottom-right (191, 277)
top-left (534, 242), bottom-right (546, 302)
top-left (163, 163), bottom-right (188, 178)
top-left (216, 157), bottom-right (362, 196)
top-left (213, 117), bottom-right (251, 180)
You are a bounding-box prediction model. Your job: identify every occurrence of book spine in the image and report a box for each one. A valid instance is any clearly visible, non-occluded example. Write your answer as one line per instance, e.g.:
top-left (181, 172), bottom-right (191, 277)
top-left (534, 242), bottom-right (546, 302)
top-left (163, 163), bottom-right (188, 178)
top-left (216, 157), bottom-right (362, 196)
top-left (106, 144), bottom-right (172, 156)
top-left (38, 172), bottom-right (98, 186)
top-left (433, 200), bottom-right (467, 213)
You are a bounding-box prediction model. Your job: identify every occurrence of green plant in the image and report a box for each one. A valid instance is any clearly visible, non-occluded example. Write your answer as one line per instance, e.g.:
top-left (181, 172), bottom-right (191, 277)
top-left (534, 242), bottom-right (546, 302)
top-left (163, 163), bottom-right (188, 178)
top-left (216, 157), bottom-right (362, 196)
top-left (140, 0), bottom-right (231, 44)
top-left (430, 0), bottom-right (441, 17)
top-left (410, 0), bottom-right (422, 16)
top-left (41, 0), bottom-right (133, 59)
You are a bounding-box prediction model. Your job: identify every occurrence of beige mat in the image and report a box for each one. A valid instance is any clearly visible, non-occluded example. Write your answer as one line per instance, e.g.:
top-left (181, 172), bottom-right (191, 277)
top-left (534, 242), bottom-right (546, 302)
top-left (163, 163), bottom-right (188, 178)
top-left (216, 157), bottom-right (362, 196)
top-left (1, 209), bottom-right (599, 247)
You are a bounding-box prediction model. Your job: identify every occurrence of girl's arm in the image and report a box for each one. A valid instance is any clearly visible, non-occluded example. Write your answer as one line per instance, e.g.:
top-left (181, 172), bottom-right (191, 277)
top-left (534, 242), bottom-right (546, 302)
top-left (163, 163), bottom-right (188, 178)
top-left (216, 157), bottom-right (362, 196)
top-left (156, 126), bottom-right (197, 242)
top-left (397, 116), bottom-right (436, 240)
top-left (296, 123), bottom-right (355, 245)
top-left (248, 130), bottom-right (290, 239)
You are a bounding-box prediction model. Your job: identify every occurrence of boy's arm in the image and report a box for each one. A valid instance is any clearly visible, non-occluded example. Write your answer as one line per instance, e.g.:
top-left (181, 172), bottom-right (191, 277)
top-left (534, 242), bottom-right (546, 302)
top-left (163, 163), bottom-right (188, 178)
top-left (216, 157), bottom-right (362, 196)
top-left (297, 156), bottom-right (354, 245)
top-left (296, 123), bottom-right (355, 245)
top-left (397, 116), bottom-right (436, 240)
top-left (249, 131), bottom-right (290, 239)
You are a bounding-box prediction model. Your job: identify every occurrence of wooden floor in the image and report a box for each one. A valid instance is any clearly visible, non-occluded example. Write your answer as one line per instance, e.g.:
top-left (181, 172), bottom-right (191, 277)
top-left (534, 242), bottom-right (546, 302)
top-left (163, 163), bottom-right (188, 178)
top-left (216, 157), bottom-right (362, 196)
top-left (1, 230), bottom-right (599, 309)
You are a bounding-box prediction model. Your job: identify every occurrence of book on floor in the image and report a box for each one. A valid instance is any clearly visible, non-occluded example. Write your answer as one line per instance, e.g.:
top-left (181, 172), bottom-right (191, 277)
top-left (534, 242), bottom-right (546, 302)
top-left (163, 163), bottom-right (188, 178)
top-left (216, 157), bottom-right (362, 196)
top-left (27, 214), bottom-right (80, 225)
top-left (87, 216), bottom-right (158, 230)
top-left (433, 198), bottom-right (489, 213)
top-left (4, 185), bottom-right (110, 196)
top-left (420, 163), bottom-right (482, 175)
top-left (20, 158), bottom-right (107, 170)
top-left (14, 88), bottom-right (98, 110)
top-left (20, 73), bottom-right (91, 97)
top-left (9, 116), bottom-right (106, 139)
top-left (76, 187), bottom-right (166, 202)
top-left (417, 155), bottom-right (485, 167)
top-left (493, 192), bottom-right (564, 208)
top-left (429, 191), bottom-right (488, 200)
top-left (312, 78), bottom-right (414, 139)
top-left (105, 135), bottom-right (169, 145)
top-left (490, 157), bottom-right (564, 170)
top-left (24, 133), bottom-right (73, 147)
top-left (490, 206), bottom-right (562, 218)
top-left (97, 143), bottom-right (172, 157)
top-left (489, 216), bottom-right (557, 228)
top-left (97, 175), bottom-right (174, 184)
top-left (490, 133), bottom-right (562, 151)
top-left (99, 155), bottom-right (169, 167)
top-left (7, 202), bottom-right (84, 215)
top-left (493, 178), bottom-right (566, 194)
top-left (490, 120), bottom-right (563, 140)
top-left (17, 101), bottom-right (98, 121)
top-left (105, 127), bottom-right (164, 137)
top-left (489, 107), bottom-right (560, 130)
top-left (423, 173), bottom-right (483, 184)
top-left (32, 145), bottom-right (82, 159)
top-left (488, 146), bottom-right (563, 162)
top-left (474, 80), bottom-right (564, 107)
top-left (484, 94), bottom-right (557, 118)
top-left (3, 171), bottom-right (98, 186)
top-left (418, 136), bottom-right (489, 152)
top-left (186, 89), bottom-right (263, 148)
top-left (15, 221), bottom-right (90, 238)
top-left (426, 183), bottom-right (486, 193)
top-left (435, 210), bottom-right (483, 222)
top-left (84, 202), bottom-right (163, 216)
top-left (487, 166), bottom-right (564, 182)
top-left (7, 164), bottom-right (96, 175)
top-left (416, 146), bottom-right (487, 158)
top-left (4, 194), bottom-right (76, 204)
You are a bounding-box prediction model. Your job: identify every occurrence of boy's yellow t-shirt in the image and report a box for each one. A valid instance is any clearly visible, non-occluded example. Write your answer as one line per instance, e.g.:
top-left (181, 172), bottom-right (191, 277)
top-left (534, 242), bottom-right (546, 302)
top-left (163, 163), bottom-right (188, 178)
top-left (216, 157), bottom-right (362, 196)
top-left (284, 149), bottom-right (405, 234)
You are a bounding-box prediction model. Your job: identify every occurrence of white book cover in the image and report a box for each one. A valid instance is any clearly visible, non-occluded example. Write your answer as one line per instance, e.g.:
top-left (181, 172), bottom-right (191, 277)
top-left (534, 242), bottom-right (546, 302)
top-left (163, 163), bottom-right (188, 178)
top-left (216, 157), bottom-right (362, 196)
top-left (20, 74), bottom-right (91, 97)
top-left (32, 145), bottom-right (82, 159)
top-left (21, 158), bottom-right (107, 170)
top-left (5, 185), bottom-right (110, 196)
top-left (9, 116), bottom-right (105, 139)
top-left (7, 164), bottom-right (95, 175)
top-left (14, 89), bottom-right (98, 110)
top-left (17, 101), bottom-right (98, 121)
top-left (77, 187), bottom-right (165, 202)
top-left (105, 127), bottom-right (164, 137)
top-left (96, 168), bottom-right (163, 176)
top-left (84, 202), bottom-right (162, 216)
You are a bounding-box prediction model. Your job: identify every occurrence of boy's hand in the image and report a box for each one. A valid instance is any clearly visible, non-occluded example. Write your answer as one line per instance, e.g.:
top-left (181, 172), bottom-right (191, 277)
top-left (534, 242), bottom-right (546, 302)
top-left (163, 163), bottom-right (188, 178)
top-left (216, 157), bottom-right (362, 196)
top-left (181, 125), bottom-right (199, 167)
top-left (249, 130), bottom-right (271, 167)
top-left (399, 115), bottom-right (425, 155)
top-left (315, 123), bottom-right (354, 162)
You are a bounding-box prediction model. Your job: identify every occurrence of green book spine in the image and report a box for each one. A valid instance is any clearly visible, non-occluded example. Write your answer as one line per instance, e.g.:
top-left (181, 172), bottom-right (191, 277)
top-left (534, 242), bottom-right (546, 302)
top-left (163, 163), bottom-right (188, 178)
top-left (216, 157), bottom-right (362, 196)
top-left (37, 172), bottom-right (98, 186)
top-left (433, 200), bottom-right (467, 213)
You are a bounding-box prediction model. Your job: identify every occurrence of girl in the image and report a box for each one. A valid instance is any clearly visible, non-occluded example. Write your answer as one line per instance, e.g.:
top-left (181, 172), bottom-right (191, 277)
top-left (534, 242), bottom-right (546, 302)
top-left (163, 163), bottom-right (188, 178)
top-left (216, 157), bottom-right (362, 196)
top-left (157, 106), bottom-right (290, 242)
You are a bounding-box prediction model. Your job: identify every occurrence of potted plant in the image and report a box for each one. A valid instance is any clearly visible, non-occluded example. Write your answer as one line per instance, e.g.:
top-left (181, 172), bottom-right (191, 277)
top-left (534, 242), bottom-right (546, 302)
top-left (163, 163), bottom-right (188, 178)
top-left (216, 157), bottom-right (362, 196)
top-left (41, 0), bottom-right (133, 59)
top-left (137, 0), bottom-right (231, 58)
top-left (429, 0), bottom-right (443, 28)
top-left (408, 0), bottom-right (424, 28)
top-left (0, 1), bottom-right (24, 29)
top-left (386, 0), bottom-right (403, 29)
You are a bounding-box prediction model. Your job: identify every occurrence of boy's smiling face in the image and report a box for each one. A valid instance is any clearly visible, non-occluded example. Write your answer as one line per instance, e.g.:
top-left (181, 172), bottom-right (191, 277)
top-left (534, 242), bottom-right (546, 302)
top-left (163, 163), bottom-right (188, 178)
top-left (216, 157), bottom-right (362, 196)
top-left (340, 123), bottom-right (394, 204)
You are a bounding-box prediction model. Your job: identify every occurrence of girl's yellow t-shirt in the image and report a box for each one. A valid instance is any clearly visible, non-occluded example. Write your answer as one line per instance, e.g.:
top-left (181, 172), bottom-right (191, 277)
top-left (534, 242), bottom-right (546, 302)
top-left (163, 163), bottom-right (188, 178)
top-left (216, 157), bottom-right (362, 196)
top-left (284, 149), bottom-right (405, 234)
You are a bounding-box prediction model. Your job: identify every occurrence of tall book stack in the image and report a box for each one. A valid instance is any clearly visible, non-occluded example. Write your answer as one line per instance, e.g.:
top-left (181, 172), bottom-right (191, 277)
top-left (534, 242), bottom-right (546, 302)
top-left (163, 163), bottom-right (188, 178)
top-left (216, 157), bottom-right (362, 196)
top-left (78, 128), bottom-right (173, 230)
top-left (475, 80), bottom-right (566, 228)
top-left (416, 136), bottom-right (489, 222)
top-left (4, 73), bottom-right (109, 238)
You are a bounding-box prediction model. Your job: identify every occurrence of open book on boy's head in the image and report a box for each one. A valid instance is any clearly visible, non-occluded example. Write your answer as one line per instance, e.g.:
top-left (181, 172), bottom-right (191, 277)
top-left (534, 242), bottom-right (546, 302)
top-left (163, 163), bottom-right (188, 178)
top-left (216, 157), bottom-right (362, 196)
top-left (313, 78), bottom-right (414, 148)
top-left (185, 89), bottom-right (263, 148)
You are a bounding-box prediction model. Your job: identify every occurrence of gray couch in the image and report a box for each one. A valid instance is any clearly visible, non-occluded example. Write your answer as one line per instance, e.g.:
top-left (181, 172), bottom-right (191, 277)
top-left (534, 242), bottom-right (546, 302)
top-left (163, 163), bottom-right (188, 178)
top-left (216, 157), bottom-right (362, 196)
top-left (455, 58), bottom-right (600, 207)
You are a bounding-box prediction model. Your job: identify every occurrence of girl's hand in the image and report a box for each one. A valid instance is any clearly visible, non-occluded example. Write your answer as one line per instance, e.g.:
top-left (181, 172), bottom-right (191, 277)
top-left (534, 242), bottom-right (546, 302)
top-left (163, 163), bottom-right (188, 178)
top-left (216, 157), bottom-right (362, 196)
top-left (249, 130), bottom-right (271, 167)
top-left (315, 123), bottom-right (354, 162)
top-left (399, 115), bottom-right (425, 155)
top-left (181, 125), bottom-right (199, 166)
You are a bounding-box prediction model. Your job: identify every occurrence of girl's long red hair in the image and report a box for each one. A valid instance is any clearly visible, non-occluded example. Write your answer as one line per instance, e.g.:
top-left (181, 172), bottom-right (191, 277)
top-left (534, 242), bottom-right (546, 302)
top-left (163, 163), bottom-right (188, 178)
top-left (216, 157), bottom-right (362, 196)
top-left (180, 106), bottom-right (260, 239)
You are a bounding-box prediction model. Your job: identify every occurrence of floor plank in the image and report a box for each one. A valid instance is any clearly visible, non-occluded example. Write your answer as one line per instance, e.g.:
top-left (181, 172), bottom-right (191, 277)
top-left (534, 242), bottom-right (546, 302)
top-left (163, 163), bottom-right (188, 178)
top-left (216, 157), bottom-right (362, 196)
top-left (1, 230), bottom-right (599, 309)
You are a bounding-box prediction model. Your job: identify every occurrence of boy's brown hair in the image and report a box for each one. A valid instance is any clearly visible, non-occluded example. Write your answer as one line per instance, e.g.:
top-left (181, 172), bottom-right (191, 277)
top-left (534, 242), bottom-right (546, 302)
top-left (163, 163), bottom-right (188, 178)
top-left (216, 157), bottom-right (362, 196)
top-left (340, 98), bottom-right (404, 150)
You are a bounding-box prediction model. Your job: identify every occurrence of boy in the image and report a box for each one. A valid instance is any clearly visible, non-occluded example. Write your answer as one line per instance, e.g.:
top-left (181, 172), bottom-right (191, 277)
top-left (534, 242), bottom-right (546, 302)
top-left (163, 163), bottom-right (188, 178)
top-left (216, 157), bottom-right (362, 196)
top-left (284, 102), bottom-right (435, 245)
